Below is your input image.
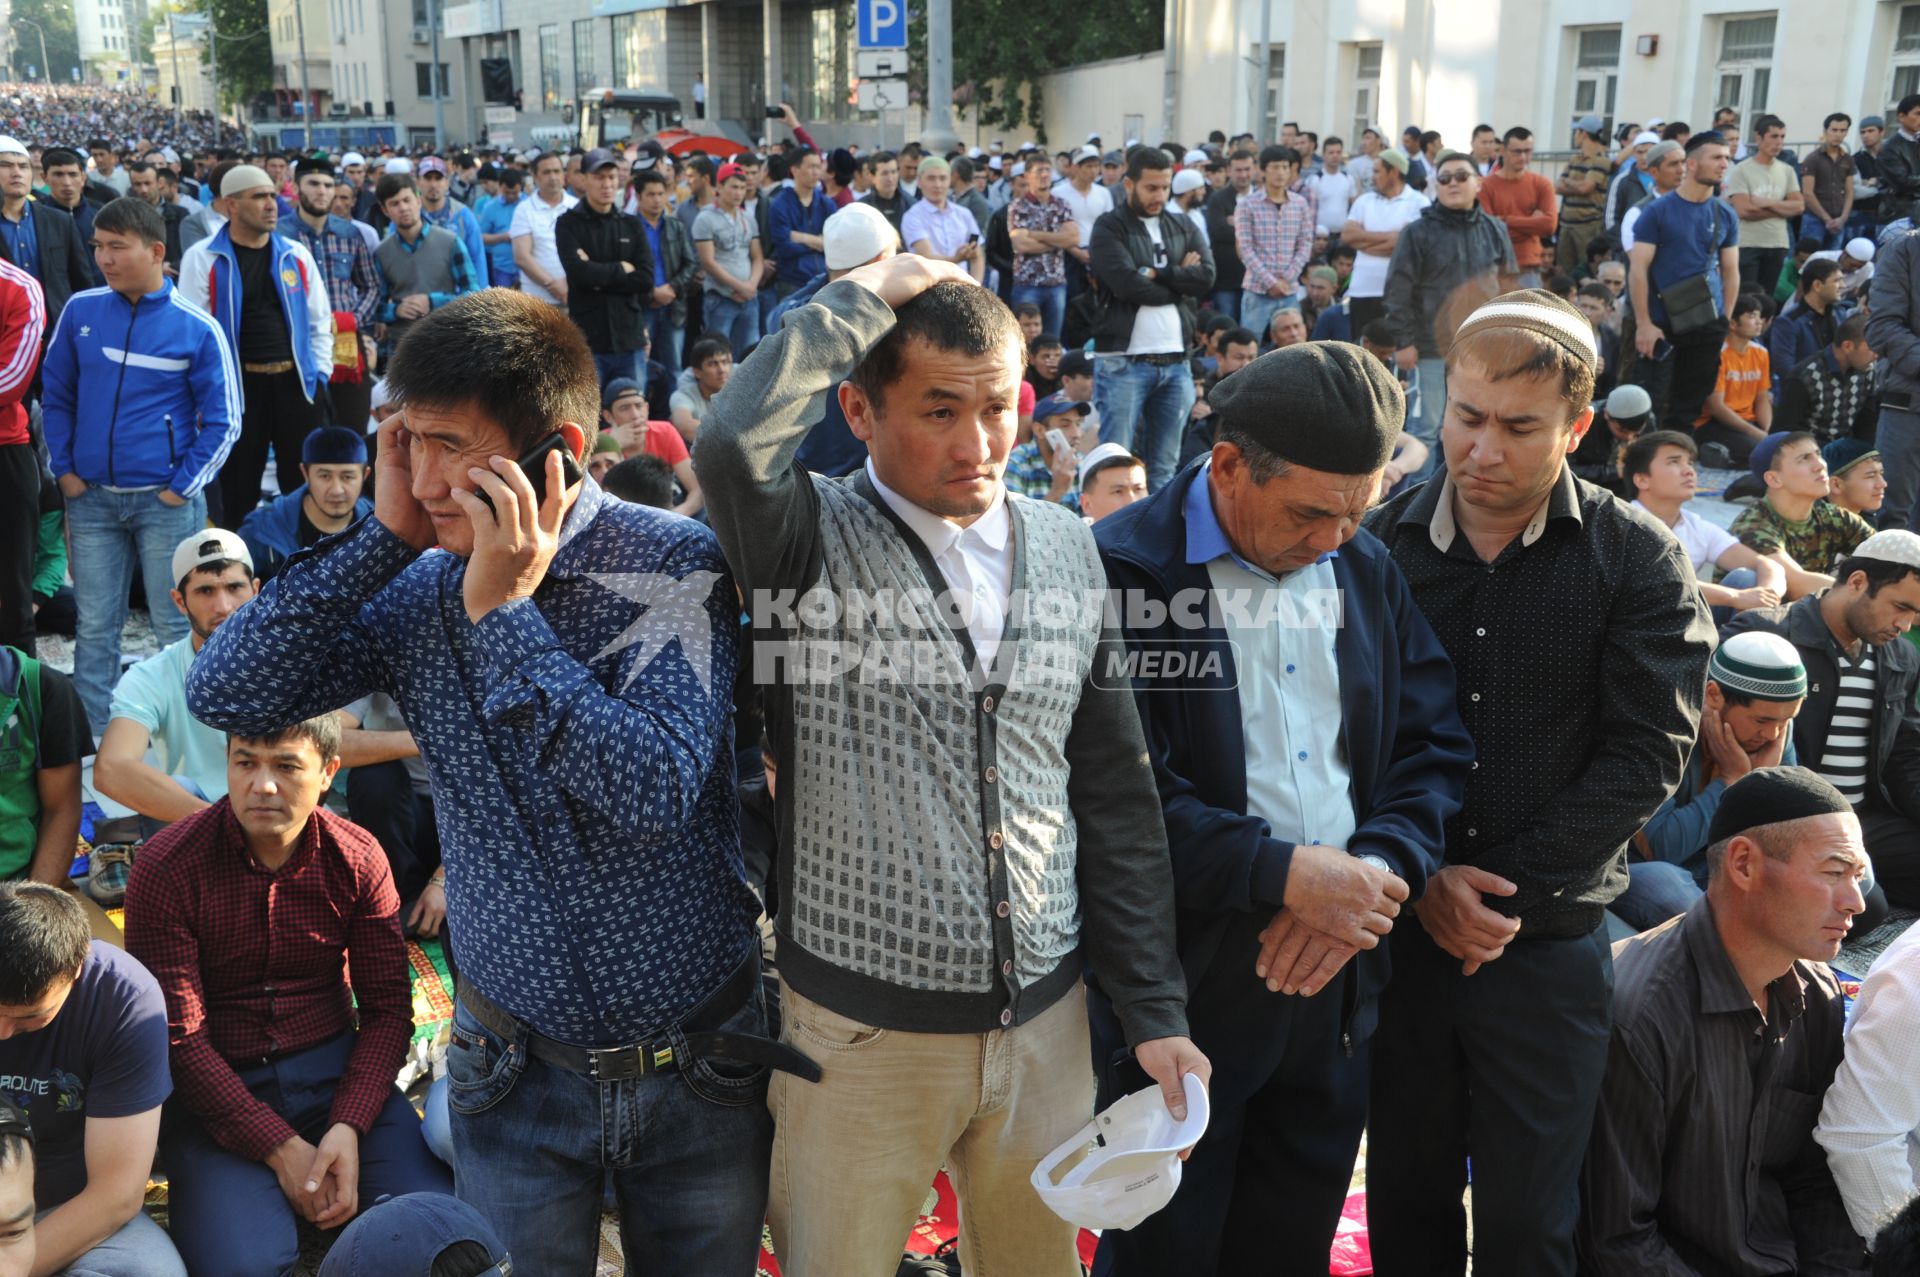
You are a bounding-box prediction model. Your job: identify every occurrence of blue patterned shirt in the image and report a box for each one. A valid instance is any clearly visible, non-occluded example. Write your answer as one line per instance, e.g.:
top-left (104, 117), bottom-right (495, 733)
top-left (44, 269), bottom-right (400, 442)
top-left (1004, 439), bottom-right (1081, 512)
top-left (289, 212), bottom-right (382, 329)
top-left (183, 480), bottom-right (759, 1044)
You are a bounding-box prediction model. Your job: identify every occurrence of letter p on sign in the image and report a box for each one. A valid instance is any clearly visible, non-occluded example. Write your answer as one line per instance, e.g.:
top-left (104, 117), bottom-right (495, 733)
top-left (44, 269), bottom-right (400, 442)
top-left (858, 0), bottom-right (907, 48)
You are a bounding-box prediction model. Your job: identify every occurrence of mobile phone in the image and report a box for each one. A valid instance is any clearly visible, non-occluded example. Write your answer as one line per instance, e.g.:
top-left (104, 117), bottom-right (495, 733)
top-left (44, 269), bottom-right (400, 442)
top-left (967, 232), bottom-right (980, 244)
top-left (1045, 427), bottom-right (1070, 458)
top-left (475, 433), bottom-right (584, 512)
top-left (765, 105), bottom-right (784, 119)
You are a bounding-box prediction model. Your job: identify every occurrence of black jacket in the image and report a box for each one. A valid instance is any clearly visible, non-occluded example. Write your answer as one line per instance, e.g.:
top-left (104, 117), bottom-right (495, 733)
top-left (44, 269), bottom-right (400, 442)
top-left (553, 200), bottom-right (655, 354)
top-left (1725, 594), bottom-right (1920, 823)
top-left (157, 202), bottom-right (188, 270)
top-left (858, 187), bottom-right (914, 239)
top-left (1879, 133), bottom-right (1920, 225)
top-left (985, 204), bottom-right (1015, 305)
top-left (1, 203), bottom-right (96, 333)
top-left (638, 210), bottom-right (699, 329)
top-left (1203, 184), bottom-right (1247, 292)
top-left (1087, 205), bottom-right (1214, 354)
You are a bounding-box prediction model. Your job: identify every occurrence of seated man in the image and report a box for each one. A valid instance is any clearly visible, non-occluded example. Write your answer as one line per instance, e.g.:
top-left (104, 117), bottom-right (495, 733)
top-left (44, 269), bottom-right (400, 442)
top-left (1625, 430), bottom-right (1786, 613)
top-left (0, 883), bottom-right (182, 1277)
top-left (1180, 326), bottom-right (1259, 470)
top-left (1570, 383), bottom-right (1654, 498)
top-left (124, 712), bottom-right (450, 1277)
top-left (1727, 531), bottom-right (1920, 911)
top-left (1580, 767), bottom-right (1871, 1273)
top-left (1076, 443), bottom-right (1148, 524)
top-left (1775, 313), bottom-right (1880, 446)
top-left (92, 533), bottom-right (258, 841)
top-left (1820, 915), bottom-right (1920, 1246)
top-left (1005, 396), bottom-right (1092, 507)
top-left (339, 692), bottom-right (443, 948)
top-left (1693, 293), bottom-right (1773, 466)
top-left (0, 1095), bottom-right (33, 1277)
top-left (598, 378), bottom-right (701, 517)
top-left (237, 427), bottom-right (373, 582)
top-left (1825, 440), bottom-right (1887, 524)
top-left (601, 453), bottom-right (676, 508)
top-left (1730, 432), bottom-right (1875, 599)
top-left (668, 337), bottom-right (733, 443)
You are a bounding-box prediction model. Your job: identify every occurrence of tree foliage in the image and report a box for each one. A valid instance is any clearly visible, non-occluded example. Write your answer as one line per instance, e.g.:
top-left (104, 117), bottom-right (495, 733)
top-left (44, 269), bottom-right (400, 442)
top-left (187, 0), bottom-right (271, 111)
top-left (910, 0), bottom-right (1162, 141)
top-left (10, 0), bottom-right (80, 82)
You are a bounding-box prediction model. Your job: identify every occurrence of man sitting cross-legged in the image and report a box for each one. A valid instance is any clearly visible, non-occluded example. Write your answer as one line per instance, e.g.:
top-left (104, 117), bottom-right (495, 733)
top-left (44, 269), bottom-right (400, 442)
top-left (124, 712), bottom-right (450, 1277)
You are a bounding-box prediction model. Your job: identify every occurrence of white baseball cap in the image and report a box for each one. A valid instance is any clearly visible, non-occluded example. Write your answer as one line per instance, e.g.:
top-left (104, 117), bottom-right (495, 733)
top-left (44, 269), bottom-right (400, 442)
top-left (823, 201), bottom-right (898, 270)
top-left (1032, 1074), bottom-right (1209, 1232)
top-left (1182, 149), bottom-right (1210, 166)
top-left (341, 151), bottom-right (366, 167)
top-left (171, 528), bottom-right (253, 588)
top-left (1072, 144), bottom-right (1100, 164)
top-left (1632, 130), bottom-right (1661, 147)
top-left (383, 156), bottom-right (413, 174)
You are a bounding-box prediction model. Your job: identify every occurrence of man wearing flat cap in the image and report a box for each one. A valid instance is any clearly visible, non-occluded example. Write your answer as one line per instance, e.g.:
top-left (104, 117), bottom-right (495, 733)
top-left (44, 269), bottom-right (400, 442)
top-left (1364, 289), bottom-right (1715, 1276)
top-left (1580, 767), bottom-right (1871, 1274)
top-left (1089, 342), bottom-right (1473, 1275)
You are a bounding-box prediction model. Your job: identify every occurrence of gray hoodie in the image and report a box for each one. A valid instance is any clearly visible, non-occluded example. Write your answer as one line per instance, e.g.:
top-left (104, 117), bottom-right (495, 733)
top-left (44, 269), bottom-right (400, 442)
top-left (1382, 202), bottom-right (1518, 358)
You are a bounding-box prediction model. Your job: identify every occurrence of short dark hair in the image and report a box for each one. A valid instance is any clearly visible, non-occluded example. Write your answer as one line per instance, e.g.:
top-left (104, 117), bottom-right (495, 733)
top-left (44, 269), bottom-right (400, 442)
top-left (1013, 303), bottom-right (1041, 320)
top-left (41, 147), bottom-right (83, 173)
top-left (1731, 293), bottom-right (1768, 323)
top-left (1902, 94), bottom-right (1920, 117)
top-left (633, 167), bottom-right (669, 191)
top-left (1421, 130), bottom-right (1443, 150)
top-left (87, 138), bottom-right (115, 154)
top-left (1502, 126), bottom-right (1532, 145)
top-left (1621, 429), bottom-right (1695, 480)
top-left (1328, 242), bottom-right (1356, 263)
top-left (430, 1240), bottom-right (500, 1277)
top-left (1661, 121), bottom-right (1691, 141)
top-left (683, 156), bottom-right (715, 181)
top-left (1360, 318), bottom-right (1398, 347)
top-left (1841, 553), bottom-right (1920, 597)
top-left (1577, 281), bottom-right (1614, 305)
top-left (0, 883), bottom-right (90, 1006)
top-left (375, 172), bottom-right (418, 204)
top-left (849, 281), bottom-right (1024, 411)
top-left (1472, 124), bottom-right (1497, 139)
top-left (176, 557), bottom-right (247, 595)
top-left (951, 157), bottom-right (975, 183)
top-left (688, 336), bottom-right (732, 367)
top-left (1229, 146), bottom-right (1256, 164)
top-left (602, 453), bottom-right (675, 507)
top-left (1753, 113), bottom-right (1786, 138)
top-left (864, 149), bottom-right (896, 173)
top-left (1081, 452), bottom-right (1145, 490)
top-left (1838, 313), bottom-right (1870, 347)
top-left (1125, 145), bottom-right (1172, 181)
top-left (1800, 258), bottom-right (1843, 294)
top-left (1324, 135), bottom-right (1345, 150)
top-left (1028, 332), bottom-right (1063, 355)
top-left (532, 152), bottom-right (564, 173)
top-left (1825, 112), bottom-right (1853, 130)
top-left (93, 196), bottom-right (165, 247)
top-left (1221, 326), bottom-right (1258, 350)
top-left (228, 712), bottom-right (343, 765)
top-left (1257, 145), bottom-right (1301, 170)
top-left (1547, 273), bottom-right (1577, 299)
top-left (386, 289), bottom-right (600, 455)
top-left (1797, 234), bottom-right (1829, 256)
top-left (0, 1093), bottom-right (29, 1174)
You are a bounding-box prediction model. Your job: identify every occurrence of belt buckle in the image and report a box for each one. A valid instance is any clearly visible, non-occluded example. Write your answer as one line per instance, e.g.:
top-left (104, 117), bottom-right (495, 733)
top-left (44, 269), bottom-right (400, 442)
top-left (585, 1041), bottom-right (675, 1082)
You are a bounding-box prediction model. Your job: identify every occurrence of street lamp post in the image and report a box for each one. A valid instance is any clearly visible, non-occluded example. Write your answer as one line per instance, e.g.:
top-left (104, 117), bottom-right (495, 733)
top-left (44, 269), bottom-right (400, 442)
top-left (12, 19), bottom-right (49, 86)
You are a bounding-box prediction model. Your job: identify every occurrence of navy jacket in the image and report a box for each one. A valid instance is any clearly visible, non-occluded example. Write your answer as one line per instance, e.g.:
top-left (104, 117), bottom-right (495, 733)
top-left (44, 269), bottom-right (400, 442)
top-left (1093, 463), bottom-right (1473, 1045)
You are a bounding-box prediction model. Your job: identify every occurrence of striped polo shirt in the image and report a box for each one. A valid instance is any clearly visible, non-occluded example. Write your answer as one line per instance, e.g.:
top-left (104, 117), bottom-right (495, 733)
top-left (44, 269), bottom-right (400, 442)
top-left (1818, 648), bottom-right (1875, 804)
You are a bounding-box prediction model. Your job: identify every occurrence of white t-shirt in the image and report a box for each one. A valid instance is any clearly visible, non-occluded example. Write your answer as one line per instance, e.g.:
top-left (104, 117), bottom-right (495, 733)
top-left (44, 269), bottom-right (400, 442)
top-left (1344, 187), bottom-right (1429, 299)
top-left (1306, 169), bottom-right (1356, 234)
top-left (1052, 179), bottom-right (1113, 247)
top-left (1635, 500), bottom-right (1738, 577)
top-left (509, 190), bottom-right (579, 304)
top-left (1126, 217), bottom-right (1184, 355)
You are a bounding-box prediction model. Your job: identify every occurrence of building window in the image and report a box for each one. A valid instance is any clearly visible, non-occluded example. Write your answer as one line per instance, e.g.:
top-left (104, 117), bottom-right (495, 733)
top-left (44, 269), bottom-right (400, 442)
top-left (415, 61), bottom-right (449, 97)
top-left (1569, 26), bottom-right (1620, 142)
top-left (1350, 43), bottom-right (1379, 142)
top-left (1890, 4), bottom-right (1920, 105)
top-left (1714, 12), bottom-right (1777, 130)
top-left (573, 19), bottom-right (595, 96)
top-left (609, 12), bottom-right (663, 90)
top-left (539, 24), bottom-right (560, 110)
top-left (412, 0), bottom-right (428, 29)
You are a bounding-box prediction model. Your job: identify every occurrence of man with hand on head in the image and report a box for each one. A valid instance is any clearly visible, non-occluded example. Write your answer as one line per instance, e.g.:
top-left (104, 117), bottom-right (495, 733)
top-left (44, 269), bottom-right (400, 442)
top-left (1089, 341), bottom-right (1471, 1275)
top-left (1364, 290), bottom-right (1715, 1276)
top-left (124, 713), bottom-right (451, 1277)
top-left (1581, 768), bottom-right (1871, 1273)
top-left (696, 253), bottom-right (1206, 1277)
top-left (181, 290), bottom-right (782, 1274)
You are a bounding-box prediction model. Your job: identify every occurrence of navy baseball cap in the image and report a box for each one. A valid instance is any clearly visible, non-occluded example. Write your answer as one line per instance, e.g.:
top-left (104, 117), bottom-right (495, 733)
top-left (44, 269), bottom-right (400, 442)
top-left (601, 377), bottom-right (645, 410)
top-left (317, 1194), bottom-right (510, 1277)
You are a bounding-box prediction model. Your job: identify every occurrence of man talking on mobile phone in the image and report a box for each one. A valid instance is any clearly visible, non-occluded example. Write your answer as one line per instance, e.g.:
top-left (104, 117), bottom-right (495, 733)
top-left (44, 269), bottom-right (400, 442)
top-left (181, 289), bottom-right (793, 1273)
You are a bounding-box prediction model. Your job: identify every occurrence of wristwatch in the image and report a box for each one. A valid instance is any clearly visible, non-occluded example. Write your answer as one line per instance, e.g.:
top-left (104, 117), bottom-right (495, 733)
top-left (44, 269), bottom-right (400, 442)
top-left (1358, 854), bottom-right (1393, 875)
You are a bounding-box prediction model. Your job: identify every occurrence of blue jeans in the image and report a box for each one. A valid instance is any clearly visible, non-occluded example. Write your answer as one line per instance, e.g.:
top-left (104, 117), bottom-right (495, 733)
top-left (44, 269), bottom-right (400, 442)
top-left (592, 349), bottom-right (644, 389)
top-left (1879, 405), bottom-right (1920, 532)
top-left (1410, 356), bottom-right (1450, 485)
top-left (1239, 289), bottom-right (1300, 346)
top-left (643, 307), bottom-right (684, 391)
top-left (1092, 355), bottom-right (1197, 493)
top-left (34, 1209), bottom-right (185, 1277)
top-left (1609, 861), bottom-right (1703, 933)
top-left (1011, 282), bottom-right (1066, 338)
top-left (1209, 288), bottom-right (1241, 322)
top-left (703, 292), bottom-right (760, 356)
top-left (160, 1033), bottom-right (452, 1277)
top-left (446, 960), bottom-right (774, 1273)
top-left (65, 485), bottom-right (204, 735)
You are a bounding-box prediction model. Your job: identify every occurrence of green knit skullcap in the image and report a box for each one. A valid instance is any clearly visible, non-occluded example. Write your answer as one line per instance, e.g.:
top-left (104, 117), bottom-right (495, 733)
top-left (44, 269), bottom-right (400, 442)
top-left (1709, 631), bottom-right (1807, 702)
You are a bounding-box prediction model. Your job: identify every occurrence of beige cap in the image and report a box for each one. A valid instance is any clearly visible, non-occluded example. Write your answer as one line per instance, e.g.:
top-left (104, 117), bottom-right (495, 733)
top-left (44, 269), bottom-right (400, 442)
top-left (220, 164), bottom-right (274, 197)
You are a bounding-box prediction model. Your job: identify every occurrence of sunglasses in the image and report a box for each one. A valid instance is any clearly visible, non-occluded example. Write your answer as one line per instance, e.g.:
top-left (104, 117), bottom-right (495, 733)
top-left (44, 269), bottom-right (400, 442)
top-left (1434, 170), bottom-right (1475, 185)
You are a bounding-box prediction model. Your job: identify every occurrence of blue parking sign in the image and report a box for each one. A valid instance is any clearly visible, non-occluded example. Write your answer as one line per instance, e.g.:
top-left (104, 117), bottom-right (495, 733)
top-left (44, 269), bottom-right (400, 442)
top-left (857, 0), bottom-right (906, 48)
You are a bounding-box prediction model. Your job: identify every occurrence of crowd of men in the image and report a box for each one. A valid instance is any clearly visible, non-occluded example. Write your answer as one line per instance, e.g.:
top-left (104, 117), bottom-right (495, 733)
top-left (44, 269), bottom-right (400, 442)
top-left (13, 77), bottom-right (1920, 1277)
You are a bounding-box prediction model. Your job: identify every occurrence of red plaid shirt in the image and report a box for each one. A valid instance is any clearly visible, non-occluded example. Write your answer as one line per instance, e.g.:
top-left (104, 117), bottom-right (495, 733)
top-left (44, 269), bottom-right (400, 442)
top-left (1233, 188), bottom-right (1315, 296)
top-left (124, 800), bottom-right (409, 1162)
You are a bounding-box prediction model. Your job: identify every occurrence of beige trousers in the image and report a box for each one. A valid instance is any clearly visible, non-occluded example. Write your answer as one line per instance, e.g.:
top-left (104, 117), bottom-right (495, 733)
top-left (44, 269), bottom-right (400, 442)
top-left (768, 978), bottom-right (1094, 1277)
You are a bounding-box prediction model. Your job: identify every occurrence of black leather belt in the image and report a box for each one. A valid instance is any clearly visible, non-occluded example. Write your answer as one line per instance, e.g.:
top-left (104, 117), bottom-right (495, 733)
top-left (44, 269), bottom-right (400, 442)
top-left (1133, 351), bottom-right (1187, 365)
top-left (457, 954), bottom-right (821, 1084)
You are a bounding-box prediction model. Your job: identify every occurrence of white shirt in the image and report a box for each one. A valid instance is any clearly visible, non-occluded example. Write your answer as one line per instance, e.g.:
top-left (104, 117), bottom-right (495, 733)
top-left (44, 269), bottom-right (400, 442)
top-left (1052, 178), bottom-right (1113, 248)
top-left (1126, 216), bottom-right (1184, 355)
top-left (1345, 187), bottom-right (1429, 299)
top-left (1348, 154), bottom-right (1377, 195)
top-left (1305, 168), bottom-right (1355, 234)
top-left (1634, 501), bottom-right (1738, 578)
top-left (1820, 924), bottom-right (1920, 1239)
top-left (900, 197), bottom-right (981, 260)
top-left (509, 190), bottom-right (578, 304)
top-left (865, 459), bottom-right (1013, 670)
top-left (1184, 203), bottom-right (1210, 247)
